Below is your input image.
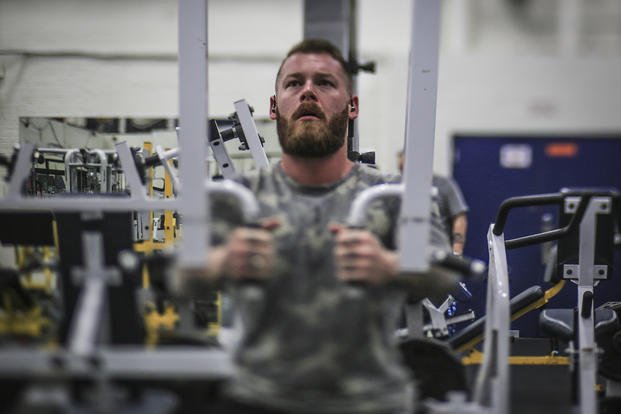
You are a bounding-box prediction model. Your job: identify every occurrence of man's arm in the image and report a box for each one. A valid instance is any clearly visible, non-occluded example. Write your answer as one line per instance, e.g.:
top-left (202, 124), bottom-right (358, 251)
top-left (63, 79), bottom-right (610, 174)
top-left (435, 176), bottom-right (468, 255)
top-left (451, 213), bottom-right (467, 255)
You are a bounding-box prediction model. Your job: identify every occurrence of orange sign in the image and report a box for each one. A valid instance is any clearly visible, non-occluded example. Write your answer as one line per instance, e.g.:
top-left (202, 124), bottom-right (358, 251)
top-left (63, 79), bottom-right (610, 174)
top-left (545, 143), bottom-right (579, 158)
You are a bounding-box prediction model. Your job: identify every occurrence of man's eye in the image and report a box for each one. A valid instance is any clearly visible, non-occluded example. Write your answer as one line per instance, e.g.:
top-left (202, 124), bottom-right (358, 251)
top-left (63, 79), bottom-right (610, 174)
top-left (285, 80), bottom-right (301, 88)
top-left (317, 79), bottom-right (335, 87)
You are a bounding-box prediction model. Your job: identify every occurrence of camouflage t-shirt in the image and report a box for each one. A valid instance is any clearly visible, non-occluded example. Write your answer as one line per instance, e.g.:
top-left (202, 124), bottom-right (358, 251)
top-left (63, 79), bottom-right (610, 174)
top-left (216, 162), bottom-right (438, 414)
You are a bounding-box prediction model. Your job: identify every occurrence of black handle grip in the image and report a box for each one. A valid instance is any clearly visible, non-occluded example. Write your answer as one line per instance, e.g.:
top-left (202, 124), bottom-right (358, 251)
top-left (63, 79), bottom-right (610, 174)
top-left (492, 192), bottom-right (592, 250)
top-left (0, 154), bottom-right (10, 168)
top-left (493, 193), bottom-right (564, 236)
top-left (581, 291), bottom-right (593, 318)
top-left (144, 153), bottom-right (161, 168)
top-left (431, 250), bottom-right (487, 281)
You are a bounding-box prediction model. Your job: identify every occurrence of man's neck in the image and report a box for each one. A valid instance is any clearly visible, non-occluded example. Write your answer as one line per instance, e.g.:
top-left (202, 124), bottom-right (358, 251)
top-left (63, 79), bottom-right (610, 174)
top-left (280, 147), bottom-right (354, 186)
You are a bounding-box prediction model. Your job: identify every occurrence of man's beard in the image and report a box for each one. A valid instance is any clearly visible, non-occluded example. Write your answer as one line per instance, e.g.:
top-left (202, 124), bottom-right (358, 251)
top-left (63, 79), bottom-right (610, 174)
top-left (276, 103), bottom-right (349, 158)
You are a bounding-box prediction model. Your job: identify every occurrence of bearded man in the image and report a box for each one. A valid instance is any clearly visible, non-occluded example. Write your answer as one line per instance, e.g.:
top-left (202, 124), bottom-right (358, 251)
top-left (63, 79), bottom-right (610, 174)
top-left (192, 39), bottom-right (451, 414)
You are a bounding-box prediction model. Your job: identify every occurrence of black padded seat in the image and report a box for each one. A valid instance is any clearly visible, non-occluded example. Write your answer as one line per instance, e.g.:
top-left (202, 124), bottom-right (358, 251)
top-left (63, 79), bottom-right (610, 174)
top-left (449, 285), bottom-right (545, 350)
top-left (539, 309), bottom-right (574, 341)
top-left (540, 308), bottom-right (619, 341)
top-left (596, 308), bottom-right (621, 335)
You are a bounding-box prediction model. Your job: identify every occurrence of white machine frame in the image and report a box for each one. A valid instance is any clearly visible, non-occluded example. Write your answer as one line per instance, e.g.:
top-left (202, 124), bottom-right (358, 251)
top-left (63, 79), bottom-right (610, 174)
top-left (0, 1), bottom-right (512, 413)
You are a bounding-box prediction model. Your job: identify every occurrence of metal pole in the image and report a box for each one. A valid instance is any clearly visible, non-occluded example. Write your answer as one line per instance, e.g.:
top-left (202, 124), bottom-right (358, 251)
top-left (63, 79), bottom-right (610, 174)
top-left (177, 0), bottom-right (210, 270)
top-left (399, 0), bottom-right (441, 273)
top-left (576, 197), bottom-right (603, 414)
top-left (234, 99), bottom-right (270, 169)
top-left (303, 0), bottom-right (359, 152)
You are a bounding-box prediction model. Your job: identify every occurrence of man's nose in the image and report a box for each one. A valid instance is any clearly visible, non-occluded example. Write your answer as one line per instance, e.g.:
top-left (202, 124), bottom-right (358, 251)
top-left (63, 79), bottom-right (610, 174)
top-left (300, 81), bottom-right (317, 101)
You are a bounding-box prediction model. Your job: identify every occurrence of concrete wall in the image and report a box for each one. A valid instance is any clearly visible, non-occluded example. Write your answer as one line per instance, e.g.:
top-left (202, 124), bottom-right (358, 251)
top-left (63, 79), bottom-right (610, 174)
top-left (1, 0), bottom-right (620, 179)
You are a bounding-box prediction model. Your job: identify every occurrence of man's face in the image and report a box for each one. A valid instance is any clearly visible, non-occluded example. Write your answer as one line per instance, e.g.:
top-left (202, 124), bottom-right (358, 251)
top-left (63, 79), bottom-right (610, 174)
top-left (271, 52), bottom-right (358, 158)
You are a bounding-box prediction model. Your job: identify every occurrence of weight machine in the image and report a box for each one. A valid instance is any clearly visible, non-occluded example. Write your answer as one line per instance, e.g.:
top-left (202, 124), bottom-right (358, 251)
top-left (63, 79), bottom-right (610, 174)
top-left (341, 1), bottom-right (512, 412)
top-left (0, 0), bottom-right (510, 412)
top-left (537, 189), bottom-right (621, 414)
top-left (0, 1), bottom-right (238, 412)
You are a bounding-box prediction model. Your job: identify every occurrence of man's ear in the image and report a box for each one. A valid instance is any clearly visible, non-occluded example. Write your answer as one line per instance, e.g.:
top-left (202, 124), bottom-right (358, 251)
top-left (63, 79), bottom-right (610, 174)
top-left (348, 96), bottom-right (359, 120)
top-left (269, 95), bottom-right (277, 120)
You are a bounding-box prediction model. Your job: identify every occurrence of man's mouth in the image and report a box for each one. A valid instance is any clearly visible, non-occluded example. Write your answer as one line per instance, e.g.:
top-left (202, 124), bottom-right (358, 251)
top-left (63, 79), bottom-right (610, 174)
top-left (293, 104), bottom-right (324, 121)
top-left (298, 114), bottom-right (320, 121)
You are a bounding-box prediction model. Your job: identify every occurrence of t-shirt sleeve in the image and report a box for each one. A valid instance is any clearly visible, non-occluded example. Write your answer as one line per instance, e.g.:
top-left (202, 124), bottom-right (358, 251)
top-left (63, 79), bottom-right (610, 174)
top-left (437, 176), bottom-right (469, 218)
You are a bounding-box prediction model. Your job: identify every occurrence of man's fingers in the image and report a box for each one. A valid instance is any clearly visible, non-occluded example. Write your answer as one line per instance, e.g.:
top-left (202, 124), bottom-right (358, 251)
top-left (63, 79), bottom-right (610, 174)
top-left (227, 251), bottom-right (273, 281)
top-left (328, 222), bottom-right (345, 235)
top-left (248, 253), bottom-right (268, 270)
top-left (333, 228), bottom-right (393, 285)
top-left (230, 227), bottom-right (273, 248)
top-left (223, 226), bottom-right (276, 281)
top-left (260, 217), bottom-right (281, 232)
top-left (337, 265), bottom-right (374, 283)
top-left (245, 229), bottom-right (272, 243)
top-left (334, 228), bottom-right (376, 247)
top-left (337, 256), bottom-right (373, 273)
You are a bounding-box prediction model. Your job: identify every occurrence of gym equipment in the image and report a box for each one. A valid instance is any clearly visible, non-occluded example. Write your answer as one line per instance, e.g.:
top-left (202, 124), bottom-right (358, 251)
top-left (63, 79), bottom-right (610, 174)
top-left (364, 0), bottom-right (498, 409)
top-left (0, 0), bottom-right (491, 411)
top-left (0, 147), bottom-right (260, 413)
top-left (346, 182), bottom-right (487, 407)
top-left (0, 3), bottom-right (244, 411)
top-left (538, 189), bottom-right (621, 413)
top-left (597, 301), bottom-right (621, 413)
top-left (209, 100), bottom-right (270, 178)
top-left (453, 135), bottom-right (621, 338)
top-left (418, 189), bottom-right (596, 412)
top-left (140, 99), bottom-right (268, 186)
top-left (449, 188), bottom-right (621, 413)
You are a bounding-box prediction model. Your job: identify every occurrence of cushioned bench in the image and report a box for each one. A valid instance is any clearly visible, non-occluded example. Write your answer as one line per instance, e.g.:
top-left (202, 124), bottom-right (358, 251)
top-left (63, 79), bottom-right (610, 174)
top-left (540, 308), bottom-right (619, 342)
top-left (449, 285), bottom-right (545, 352)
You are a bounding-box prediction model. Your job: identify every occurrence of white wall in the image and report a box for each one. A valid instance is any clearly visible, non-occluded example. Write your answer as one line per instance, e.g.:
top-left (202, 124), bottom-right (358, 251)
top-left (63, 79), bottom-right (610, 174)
top-left (1, 0), bottom-right (621, 179)
top-left (0, 0), bottom-right (300, 164)
top-left (357, 0), bottom-right (621, 174)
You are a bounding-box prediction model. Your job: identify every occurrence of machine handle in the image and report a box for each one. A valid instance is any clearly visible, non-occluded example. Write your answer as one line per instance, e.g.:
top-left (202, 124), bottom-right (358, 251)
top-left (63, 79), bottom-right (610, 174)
top-left (493, 193), bottom-right (564, 236)
top-left (581, 291), bottom-right (593, 319)
top-left (492, 192), bottom-right (592, 250)
top-left (144, 153), bottom-right (161, 168)
top-left (430, 250), bottom-right (487, 282)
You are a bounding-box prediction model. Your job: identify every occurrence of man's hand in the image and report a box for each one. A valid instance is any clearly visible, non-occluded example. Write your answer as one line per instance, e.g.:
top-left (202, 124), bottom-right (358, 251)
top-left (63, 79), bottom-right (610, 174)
top-left (330, 223), bottom-right (398, 285)
top-left (210, 218), bottom-right (279, 282)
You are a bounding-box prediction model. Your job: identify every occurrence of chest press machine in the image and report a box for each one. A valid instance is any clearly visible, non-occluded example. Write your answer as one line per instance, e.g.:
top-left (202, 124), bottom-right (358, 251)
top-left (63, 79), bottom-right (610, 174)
top-left (344, 1), bottom-right (615, 413)
top-left (341, 0), bottom-right (509, 412)
top-left (0, 1), bottom-right (267, 412)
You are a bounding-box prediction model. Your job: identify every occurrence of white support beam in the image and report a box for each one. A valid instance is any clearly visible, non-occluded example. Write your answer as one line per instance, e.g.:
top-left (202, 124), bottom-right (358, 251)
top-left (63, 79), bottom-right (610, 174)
top-left (399, 0), bottom-right (441, 272)
top-left (177, 0), bottom-right (210, 269)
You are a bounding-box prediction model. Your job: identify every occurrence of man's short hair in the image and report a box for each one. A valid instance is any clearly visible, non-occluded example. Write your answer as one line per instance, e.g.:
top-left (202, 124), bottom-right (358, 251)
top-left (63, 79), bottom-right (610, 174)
top-left (275, 39), bottom-right (353, 94)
